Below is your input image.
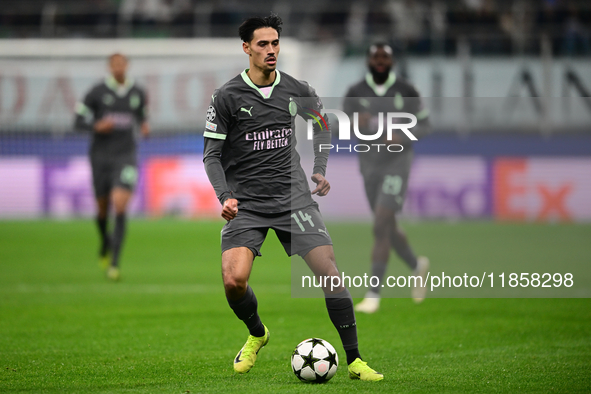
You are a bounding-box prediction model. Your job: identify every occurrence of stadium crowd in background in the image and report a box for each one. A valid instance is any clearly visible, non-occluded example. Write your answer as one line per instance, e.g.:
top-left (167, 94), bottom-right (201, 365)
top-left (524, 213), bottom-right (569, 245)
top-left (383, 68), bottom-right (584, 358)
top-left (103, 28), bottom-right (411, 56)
top-left (1, 0), bottom-right (590, 56)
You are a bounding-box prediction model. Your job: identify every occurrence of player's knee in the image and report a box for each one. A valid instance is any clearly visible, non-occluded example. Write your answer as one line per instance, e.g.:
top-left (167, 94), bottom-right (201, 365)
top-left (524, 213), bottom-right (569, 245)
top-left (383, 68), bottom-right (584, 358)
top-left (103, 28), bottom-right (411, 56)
top-left (223, 276), bottom-right (248, 298)
top-left (96, 198), bottom-right (109, 217)
top-left (319, 261), bottom-right (339, 279)
top-left (97, 209), bottom-right (109, 219)
top-left (374, 208), bottom-right (396, 238)
top-left (304, 246), bottom-right (340, 278)
top-left (112, 197), bottom-right (128, 212)
top-left (373, 219), bottom-right (391, 239)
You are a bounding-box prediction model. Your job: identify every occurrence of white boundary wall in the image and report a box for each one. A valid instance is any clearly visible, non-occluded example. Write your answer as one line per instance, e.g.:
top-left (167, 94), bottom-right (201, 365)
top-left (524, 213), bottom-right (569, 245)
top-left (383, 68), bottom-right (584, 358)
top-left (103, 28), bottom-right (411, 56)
top-left (0, 39), bottom-right (589, 132)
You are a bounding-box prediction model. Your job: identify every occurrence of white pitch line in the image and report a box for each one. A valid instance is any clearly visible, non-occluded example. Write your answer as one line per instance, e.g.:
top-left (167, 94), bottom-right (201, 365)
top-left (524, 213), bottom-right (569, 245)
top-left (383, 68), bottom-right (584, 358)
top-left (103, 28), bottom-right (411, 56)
top-left (1, 283), bottom-right (290, 295)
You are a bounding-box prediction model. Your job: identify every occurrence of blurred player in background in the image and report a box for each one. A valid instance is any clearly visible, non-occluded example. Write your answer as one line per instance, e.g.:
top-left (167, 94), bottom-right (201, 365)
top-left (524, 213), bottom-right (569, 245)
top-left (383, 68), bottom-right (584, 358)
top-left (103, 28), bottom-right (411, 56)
top-left (203, 14), bottom-right (383, 381)
top-left (74, 53), bottom-right (149, 281)
top-left (344, 43), bottom-right (430, 313)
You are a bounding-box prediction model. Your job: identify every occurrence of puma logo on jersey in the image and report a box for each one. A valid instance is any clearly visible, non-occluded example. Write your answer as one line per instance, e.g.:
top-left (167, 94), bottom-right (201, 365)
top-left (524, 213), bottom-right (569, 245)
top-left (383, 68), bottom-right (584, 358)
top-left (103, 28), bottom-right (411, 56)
top-left (241, 106), bottom-right (253, 116)
top-left (212, 94), bottom-right (217, 102)
top-left (318, 228), bottom-right (329, 235)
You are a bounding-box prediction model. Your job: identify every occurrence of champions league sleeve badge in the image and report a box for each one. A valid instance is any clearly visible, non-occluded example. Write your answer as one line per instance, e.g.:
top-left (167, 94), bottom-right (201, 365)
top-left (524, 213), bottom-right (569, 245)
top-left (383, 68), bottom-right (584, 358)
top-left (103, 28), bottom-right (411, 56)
top-left (206, 105), bottom-right (216, 122)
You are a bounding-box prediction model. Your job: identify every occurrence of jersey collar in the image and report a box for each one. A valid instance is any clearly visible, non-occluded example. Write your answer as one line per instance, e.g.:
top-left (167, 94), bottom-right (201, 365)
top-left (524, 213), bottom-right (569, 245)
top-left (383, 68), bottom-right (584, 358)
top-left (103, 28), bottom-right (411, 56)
top-left (240, 69), bottom-right (281, 99)
top-left (365, 72), bottom-right (396, 97)
top-left (105, 76), bottom-right (135, 97)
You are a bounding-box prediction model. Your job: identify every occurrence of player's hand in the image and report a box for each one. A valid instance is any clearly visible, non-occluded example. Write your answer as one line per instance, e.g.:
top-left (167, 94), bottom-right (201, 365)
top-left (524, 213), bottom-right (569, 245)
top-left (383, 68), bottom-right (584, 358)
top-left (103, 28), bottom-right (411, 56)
top-left (94, 118), bottom-right (114, 133)
top-left (221, 198), bottom-right (239, 221)
top-left (310, 174), bottom-right (330, 196)
top-left (141, 122), bottom-right (150, 139)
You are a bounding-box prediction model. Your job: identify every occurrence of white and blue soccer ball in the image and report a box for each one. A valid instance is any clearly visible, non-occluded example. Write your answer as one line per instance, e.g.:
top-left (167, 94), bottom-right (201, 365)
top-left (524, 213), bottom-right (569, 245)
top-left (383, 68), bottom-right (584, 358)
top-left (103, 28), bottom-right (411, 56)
top-left (291, 338), bottom-right (338, 383)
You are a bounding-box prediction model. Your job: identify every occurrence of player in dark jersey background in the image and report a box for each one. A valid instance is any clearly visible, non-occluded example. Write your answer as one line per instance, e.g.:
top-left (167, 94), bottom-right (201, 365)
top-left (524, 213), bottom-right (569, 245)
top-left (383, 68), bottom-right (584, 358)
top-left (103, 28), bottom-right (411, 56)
top-left (203, 14), bottom-right (383, 381)
top-left (74, 53), bottom-right (149, 281)
top-left (344, 43), bottom-right (430, 313)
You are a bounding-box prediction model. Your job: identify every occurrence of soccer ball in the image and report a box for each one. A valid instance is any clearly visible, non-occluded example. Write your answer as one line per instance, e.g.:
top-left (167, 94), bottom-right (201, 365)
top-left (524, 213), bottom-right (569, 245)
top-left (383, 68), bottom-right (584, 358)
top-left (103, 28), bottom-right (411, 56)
top-left (291, 338), bottom-right (338, 383)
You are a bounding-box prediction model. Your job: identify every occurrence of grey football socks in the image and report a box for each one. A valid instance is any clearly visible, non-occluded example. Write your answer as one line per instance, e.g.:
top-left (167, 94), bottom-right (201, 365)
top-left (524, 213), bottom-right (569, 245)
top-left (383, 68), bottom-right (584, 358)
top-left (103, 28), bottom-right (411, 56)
top-left (325, 289), bottom-right (361, 364)
top-left (96, 216), bottom-right (109, 257)
top-left (111, 213), bottom-right (127, 267)
top-left (227, 286), bottom-right (265, 337)
top-left (370, 261), bottom-right (388, 294)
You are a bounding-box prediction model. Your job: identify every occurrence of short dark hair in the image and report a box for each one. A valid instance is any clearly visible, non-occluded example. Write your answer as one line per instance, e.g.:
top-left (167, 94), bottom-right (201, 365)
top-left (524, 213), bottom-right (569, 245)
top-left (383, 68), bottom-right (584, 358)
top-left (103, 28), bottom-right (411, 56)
top-left (108, 53), bottom-right (127, 63)
top-left (367, 42), bottom-right (393, 57)
top-left (238, 13), bottom-right (283, 43)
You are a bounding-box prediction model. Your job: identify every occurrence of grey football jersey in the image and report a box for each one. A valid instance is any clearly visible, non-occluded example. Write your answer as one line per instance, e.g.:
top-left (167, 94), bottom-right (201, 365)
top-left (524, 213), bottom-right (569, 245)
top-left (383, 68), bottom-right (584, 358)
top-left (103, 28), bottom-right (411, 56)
top-left (75, 77), bottom-right (148, 160)
top-left (344, 72), bottom-right (429, 174)
top-left (203, 69), bottom-right (326, 214)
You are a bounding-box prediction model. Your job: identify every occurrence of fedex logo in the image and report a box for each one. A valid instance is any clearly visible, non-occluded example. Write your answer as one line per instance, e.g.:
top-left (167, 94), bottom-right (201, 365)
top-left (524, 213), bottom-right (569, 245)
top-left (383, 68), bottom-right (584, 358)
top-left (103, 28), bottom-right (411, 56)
top-left (493, 158), bottom-right (591, 222)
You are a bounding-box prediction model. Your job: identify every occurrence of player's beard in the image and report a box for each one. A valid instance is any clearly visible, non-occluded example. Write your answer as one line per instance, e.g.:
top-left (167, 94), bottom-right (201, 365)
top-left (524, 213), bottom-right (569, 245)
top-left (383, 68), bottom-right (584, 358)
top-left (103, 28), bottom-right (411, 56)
top-left (264, 56), bottom-right (277, 72)
top-left (369, 65), bottom-right (391, 85)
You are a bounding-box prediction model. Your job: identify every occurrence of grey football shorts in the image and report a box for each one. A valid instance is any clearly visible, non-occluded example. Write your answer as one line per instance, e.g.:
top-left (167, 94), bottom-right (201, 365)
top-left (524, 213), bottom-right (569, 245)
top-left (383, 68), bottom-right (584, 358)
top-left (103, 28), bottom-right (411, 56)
top-left (91, 159), bottom-right (138, 198)
top-left (363, 154), bottom-right (412, 213)
top-left (220, 203), bottom-right (333, 258)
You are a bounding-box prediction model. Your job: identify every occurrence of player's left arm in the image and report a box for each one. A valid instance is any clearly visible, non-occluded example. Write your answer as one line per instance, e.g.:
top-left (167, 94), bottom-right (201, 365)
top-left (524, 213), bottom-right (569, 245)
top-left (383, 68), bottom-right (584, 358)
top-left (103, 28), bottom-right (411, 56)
top-left (136, 88), bottom-right (150, 138)
top-left (297, 83), bottom-right (331, 196)
top-left (407, 86), bottom-right (431, 140)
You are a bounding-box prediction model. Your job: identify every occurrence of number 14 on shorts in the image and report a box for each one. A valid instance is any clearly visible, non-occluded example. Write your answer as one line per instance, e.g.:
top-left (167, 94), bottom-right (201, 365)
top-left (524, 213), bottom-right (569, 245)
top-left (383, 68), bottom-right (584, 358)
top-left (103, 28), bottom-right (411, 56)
top-left (291, 210), bottom-right (315, 232)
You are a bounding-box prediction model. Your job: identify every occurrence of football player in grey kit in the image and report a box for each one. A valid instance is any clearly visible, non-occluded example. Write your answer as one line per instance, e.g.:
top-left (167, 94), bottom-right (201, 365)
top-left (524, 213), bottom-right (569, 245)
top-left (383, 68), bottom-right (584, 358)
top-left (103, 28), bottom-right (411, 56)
top-left (203, 14), bottom-right (383, 381)
top-left (344, 43), bottom-right (430, 313)
top-left (74, 53), bottom-right (149, 281)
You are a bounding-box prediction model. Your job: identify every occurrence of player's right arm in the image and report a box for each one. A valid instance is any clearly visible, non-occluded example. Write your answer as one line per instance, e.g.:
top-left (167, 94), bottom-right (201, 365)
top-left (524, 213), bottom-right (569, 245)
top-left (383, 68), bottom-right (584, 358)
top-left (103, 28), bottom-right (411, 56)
top-left (203, 138), bottom-right (237, 220)
top-left (202, 89), bottom-right (237, 220)
top-left (343, 85), bottom-right (372, 132)
top-left (73, 86), bottom-right (114, 133)
top-left (405, 85), bottom-right (431, 140)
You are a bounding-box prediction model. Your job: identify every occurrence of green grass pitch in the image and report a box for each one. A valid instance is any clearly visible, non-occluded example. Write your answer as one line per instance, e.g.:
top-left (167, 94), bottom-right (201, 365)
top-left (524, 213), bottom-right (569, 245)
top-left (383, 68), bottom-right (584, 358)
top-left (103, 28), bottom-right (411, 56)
top-left (1, 219), bottom-right (590, 393)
